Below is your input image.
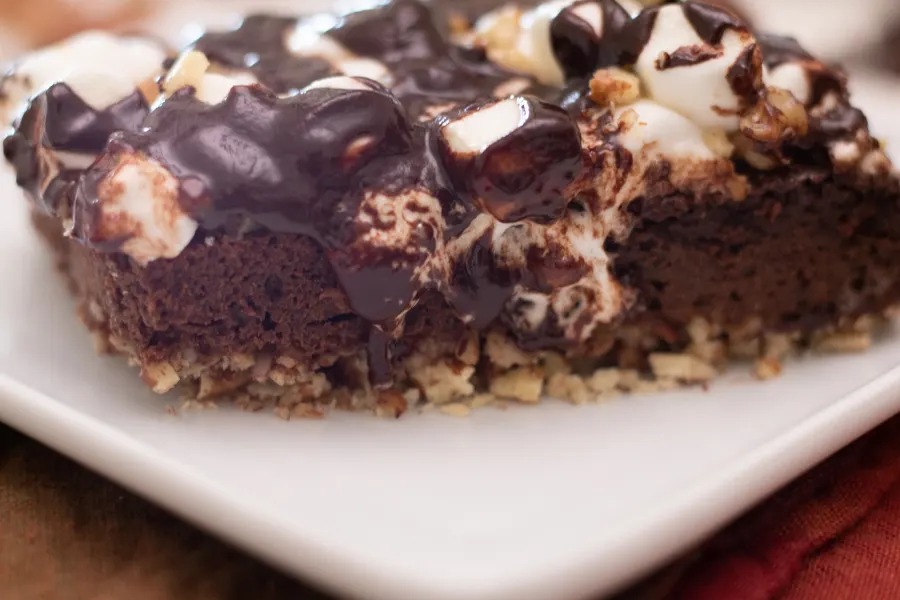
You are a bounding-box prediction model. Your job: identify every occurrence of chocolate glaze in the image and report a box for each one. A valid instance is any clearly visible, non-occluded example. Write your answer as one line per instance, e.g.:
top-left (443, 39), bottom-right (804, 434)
top-left (436, 96), bottom-right (583, 224)
top-left (3, 0), bottom-right (880, 384)
top-left (550, 0), bottom-right (633, 79)
top-left (3, 83), bottom-right (149, 215)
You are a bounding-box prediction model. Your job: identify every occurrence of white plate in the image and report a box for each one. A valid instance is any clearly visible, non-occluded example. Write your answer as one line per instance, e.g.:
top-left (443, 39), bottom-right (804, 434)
top-left (3, 77), bottom-right (900, 600)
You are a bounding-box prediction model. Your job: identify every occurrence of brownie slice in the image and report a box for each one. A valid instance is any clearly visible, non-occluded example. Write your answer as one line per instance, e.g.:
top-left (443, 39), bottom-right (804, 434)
top-left (5, 0), bottom-right (900, 416)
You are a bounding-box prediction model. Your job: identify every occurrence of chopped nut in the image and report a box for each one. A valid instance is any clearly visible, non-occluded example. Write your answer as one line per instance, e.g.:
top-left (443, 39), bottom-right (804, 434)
top-left (541, 352), bottom-right (571, 377)
top-left (440, 403), bottom-right (472, 417)
top-left (589, 67), bottom-right (641, 106)
top-left (375, 390), bottom-right (408, 418)
top-left (408, 360), bottom-right (475, 405)
top-left (197, 371), bottom-right (252, 399)
top-left (489, 367), bottom-right (544, 403)
top-left (137, 78), bottom-right (160, 106)
top-left (587, 369), bottom-right (621, 394)
top-left (762, 333), bottom-right (794, 360)
top-left (484, 331), bottom-right (536, 369)
top-left (814, 332), bottom-right (872, 354)
top-left (469, 393), bottom-right (496, 409)
top-left (631, 378), bottom-right (681, 394)
top-left (291, 404), bottom-right (325, 419)
top-left (456, 332), bottom-right (481, 366)
top-left (766, 87), bottom-right (809, 136)
top-left (545, 372), bottom-right (591, 405)
top-left (162, 50), bottom-right (210, 96)
top-left (229, 353), bottom-right (255, 371)
top-left (648, 353), bottom-right (718, 382)
top-left (754, 357), bottom-right (782, 380)
top-left (276, 355), bottom-right (298, 369)
top-left (617, 369), bottom-right (642, 391)
top-left (141, 361), bottom-right (180, 393)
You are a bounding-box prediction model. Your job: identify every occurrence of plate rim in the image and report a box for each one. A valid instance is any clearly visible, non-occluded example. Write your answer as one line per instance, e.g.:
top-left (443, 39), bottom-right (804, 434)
top-left (3, 363), bottom-right (900, 600)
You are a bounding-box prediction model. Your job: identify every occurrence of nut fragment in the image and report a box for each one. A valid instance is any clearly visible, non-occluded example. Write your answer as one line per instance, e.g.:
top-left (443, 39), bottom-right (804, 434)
top-left (141, 361), bottom-right (180, 393)
top-left (440, 403), bottom-right (472, 417)
top-left (589, 68), bottom-right (641, 106)
top-left (161, 50), bottom-right (210, 97)
top-left (545, 372), bottom-right (591, 405)
top-left (198, 371), bottom-right (252, 399)
top-left (489, 367), bottom-right (544, 403)
top-left (648, 353), bottom-right (718, 382)
top-left (408, 361), bottom-right (475, 405)
top-left (814, 332), bottom-right (872, 354)
top-left (587, 369), bottom-right (621, 393)
top-left (754, 357), bottom-right (782, 380)
top-left (375, 389), bottom-right (408, 418)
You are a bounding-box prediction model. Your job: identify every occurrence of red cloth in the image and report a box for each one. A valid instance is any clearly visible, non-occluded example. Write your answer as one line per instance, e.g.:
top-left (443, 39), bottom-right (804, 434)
top-left (656, 415), bottom-right (900, 600)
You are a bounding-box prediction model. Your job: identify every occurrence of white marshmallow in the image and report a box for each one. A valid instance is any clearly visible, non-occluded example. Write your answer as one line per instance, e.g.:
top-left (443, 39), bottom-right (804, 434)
top-left (615, 99), bottom-right (716, 159)
top-left (765, 62), bottom-right (811, 105)
top-left (441, 98), bottom-right (525, 154)
top-left (4, 31), bottom-right (165, 116)
top-left (195, 72), bottom-right (259, 104)
top-left (94, 155), bottom-right (198, 265)
top-left (635, 5), bottom-right (758, 131)
top-left (514, 0), bottom-right (573, 86)
top-left (286, 22), bottom-right (393, 85)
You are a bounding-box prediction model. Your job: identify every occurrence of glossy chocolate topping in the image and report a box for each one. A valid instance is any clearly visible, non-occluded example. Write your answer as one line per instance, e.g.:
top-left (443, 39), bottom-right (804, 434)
top-left (3, 83), bottom-right (149, 215)
top-left (3, 0), bottom-right (875, 384)
top-left (193, 15), bottom-right (334, 93)
top-left (550, 0), bottom-right (633, 79)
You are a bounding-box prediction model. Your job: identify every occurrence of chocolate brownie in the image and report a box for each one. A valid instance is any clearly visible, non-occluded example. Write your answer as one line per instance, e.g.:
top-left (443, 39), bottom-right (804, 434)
top-left (4, 0), bottom-right (900, 416)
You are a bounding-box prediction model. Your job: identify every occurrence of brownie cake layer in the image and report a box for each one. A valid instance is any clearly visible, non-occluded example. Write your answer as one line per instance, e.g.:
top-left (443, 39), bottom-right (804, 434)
top-left (5, 0), bottom-right (900, 415)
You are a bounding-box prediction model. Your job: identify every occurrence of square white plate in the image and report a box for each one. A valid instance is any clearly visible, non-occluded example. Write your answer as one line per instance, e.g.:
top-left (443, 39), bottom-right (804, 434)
top-left (2, 74), bottom-right (900, 600)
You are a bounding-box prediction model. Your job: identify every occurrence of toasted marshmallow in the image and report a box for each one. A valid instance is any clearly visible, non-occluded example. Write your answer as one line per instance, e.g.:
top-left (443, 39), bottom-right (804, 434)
top-left (441, 98), bottom-right (525, 154)
top-left (635, 5), bottom-right (760, 131)
top-left (2, 31), bottom-right (165, 117)
top-left (92, 154), bottom-right (198, 265)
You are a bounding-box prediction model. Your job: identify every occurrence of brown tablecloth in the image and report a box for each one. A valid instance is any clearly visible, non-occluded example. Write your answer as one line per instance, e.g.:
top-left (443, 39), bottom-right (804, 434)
top-left (4, 414), bottom-right (900, 600)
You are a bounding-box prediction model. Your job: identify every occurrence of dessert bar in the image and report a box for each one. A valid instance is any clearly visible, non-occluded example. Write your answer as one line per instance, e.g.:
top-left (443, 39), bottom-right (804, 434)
top-left (4, 0), bottom-right (900, 416)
